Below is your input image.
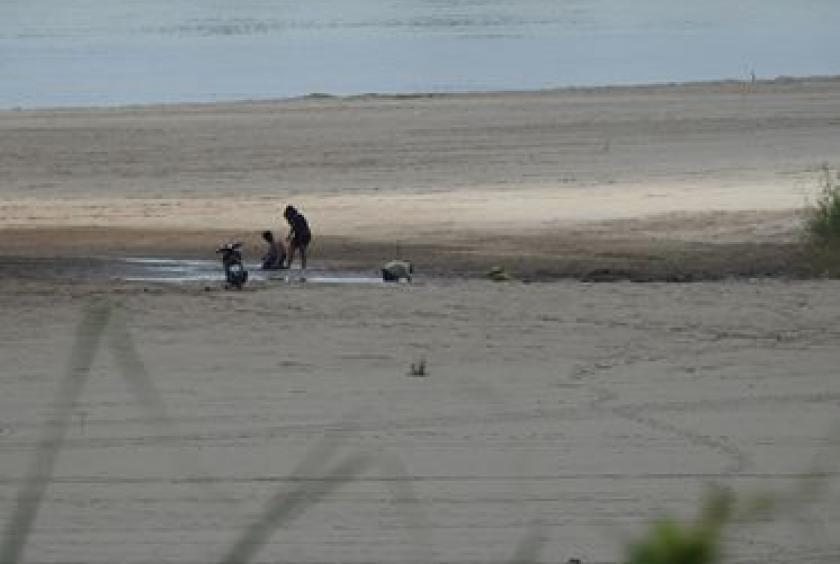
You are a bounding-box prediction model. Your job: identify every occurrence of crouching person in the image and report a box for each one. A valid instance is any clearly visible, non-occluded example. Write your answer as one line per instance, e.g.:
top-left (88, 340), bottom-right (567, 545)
top-left (382, 260), bottom-right (413, 282)
top-left (260, 230), bottom-right (287, 270)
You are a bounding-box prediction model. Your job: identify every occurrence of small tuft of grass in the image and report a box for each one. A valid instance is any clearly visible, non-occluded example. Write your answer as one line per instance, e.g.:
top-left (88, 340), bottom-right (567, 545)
top-left (408, 357), bottom-right (428, 377)
top-left (487, 266), bottom-right (513, 282)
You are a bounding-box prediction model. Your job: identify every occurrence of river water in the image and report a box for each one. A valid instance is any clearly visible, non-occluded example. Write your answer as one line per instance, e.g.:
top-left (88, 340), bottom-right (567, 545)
top-left (2, 0), bottom-right (839, 108)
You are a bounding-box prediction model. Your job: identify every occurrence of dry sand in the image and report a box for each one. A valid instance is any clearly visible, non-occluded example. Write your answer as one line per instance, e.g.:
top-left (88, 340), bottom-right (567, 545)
top-left (2, 279), bottom-right (840, 563)
top-left (2, 78), bottom-right (840, 563)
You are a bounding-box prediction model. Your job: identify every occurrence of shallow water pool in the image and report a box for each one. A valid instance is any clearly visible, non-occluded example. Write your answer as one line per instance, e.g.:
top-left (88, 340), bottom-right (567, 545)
top-left (118, 257), bottom-right (385, 285)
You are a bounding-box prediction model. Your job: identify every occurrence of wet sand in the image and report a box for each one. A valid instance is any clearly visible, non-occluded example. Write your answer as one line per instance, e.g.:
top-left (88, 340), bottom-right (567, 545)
top-left (2, 79), bottom-right (840, 563)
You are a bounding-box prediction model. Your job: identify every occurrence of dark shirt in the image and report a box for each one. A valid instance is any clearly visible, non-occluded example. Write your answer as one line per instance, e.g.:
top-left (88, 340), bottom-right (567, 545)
top-left (289, 212), bottom-right (311, 243)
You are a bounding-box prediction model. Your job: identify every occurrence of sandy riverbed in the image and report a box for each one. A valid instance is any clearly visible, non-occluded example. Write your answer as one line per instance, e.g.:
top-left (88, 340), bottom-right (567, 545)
top-left (2, 278), bottom-right (840, 563)
top-left (2, 78), bottom-right (840, 563)
top-left (3, 77), bottom-right (840, 278)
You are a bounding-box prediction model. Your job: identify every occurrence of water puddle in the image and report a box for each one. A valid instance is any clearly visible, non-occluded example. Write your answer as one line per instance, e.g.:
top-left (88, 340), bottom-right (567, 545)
top-left (117, 257), bottom-right (385, 285)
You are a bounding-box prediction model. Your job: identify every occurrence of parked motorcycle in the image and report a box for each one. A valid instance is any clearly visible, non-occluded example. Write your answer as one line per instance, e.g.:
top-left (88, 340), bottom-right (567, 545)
top-left (216, 242), bottom-right (249, 289)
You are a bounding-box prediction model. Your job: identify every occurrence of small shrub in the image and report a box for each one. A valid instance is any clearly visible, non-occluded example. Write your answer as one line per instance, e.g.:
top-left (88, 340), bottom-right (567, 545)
top-left (802, 165), bottom-right (840, 276)
top-left (805, 164), bottom-right (840, 246)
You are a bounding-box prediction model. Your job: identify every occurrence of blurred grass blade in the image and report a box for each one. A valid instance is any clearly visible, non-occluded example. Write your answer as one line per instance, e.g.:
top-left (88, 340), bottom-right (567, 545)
top-left (0, 302), bottom-right (111, 564)
top-left (376, 453), bottom-right (435, 562)
top-left (106, 308), bottom-right (226, 495)
top-left (507, 524), bottom-right (547, 564)
top-left (107, 308), bottom-right (171, 427)
top-left (218, 452), bottom-right (371, 564)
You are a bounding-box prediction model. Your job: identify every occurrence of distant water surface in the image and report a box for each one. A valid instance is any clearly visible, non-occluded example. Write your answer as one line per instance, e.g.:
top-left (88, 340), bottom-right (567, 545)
top-left (1, 0), bottom-right (839, 108)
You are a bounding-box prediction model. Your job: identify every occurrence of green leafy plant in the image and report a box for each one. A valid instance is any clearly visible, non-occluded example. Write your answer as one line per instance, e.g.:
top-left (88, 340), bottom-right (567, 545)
top-left (624, 488), bottom-right (733, 564)
top-left (805, 164), bottom-right (840, 246)
top-left (623, 484), bottom-right (782, 564)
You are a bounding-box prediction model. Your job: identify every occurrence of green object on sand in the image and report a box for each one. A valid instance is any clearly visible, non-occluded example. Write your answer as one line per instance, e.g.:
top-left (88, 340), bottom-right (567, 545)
top-left (486, 266), bottom-right (512, 281)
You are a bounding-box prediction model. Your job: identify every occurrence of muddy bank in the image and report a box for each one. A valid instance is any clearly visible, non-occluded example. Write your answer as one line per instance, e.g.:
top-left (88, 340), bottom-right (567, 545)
top-left (0, 226), bottom-right (812, 284)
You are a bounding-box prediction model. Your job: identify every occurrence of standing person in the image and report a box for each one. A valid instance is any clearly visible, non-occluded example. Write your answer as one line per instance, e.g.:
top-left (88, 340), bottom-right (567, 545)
top-left (260, 230), bottom-right (287, 270)
top-left (283, 205), bottom-right (311, 270)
